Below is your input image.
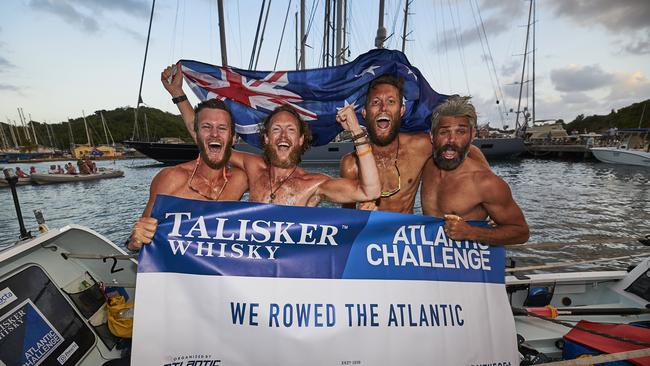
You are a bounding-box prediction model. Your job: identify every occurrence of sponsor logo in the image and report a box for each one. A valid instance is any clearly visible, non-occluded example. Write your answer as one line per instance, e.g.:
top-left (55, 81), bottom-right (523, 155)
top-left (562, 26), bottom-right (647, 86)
top-left (0, 287), bottom-right (17, 311)
top-left (57, 341), bottom-right (79, 364)
top-left (162, 354), bottom-right (221, 366)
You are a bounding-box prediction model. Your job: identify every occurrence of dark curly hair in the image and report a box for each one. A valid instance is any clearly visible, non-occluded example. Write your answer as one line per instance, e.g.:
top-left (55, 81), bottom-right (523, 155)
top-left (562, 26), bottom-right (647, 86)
top-left (259, 105), bottom-right (313, 155)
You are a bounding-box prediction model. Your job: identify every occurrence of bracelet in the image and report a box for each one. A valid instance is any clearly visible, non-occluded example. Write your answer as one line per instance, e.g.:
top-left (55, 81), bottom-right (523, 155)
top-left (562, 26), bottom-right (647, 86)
top-left (354, 139), bottom-right (370, 147)
top-left (356, 146), bottom-right (372, 157)
top-left (351, 130), bottom-right (367, 141)
top-left (172, 94), bottom-right (188, 104)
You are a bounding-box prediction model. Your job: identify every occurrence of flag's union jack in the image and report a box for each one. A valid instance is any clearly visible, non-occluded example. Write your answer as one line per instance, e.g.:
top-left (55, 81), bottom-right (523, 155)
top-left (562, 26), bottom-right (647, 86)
top-left (181, 49), bottom-right (447, 147)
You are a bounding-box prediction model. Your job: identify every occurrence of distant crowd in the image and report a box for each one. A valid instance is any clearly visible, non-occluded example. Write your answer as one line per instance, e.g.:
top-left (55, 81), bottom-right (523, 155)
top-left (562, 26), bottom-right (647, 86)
top-left (14, 158), bottom-right (97, 177)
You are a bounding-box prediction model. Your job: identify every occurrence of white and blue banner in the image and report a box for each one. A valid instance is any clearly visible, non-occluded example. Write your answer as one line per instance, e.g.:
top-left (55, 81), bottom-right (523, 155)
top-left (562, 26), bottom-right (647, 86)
top-left (132, 195), bottom-right (518, 366)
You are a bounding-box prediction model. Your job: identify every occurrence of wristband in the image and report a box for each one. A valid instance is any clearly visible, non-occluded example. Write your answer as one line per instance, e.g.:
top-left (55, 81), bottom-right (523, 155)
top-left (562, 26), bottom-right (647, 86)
top-left (351, 130), bottom-right (368, 141)
top-left (172, 95), bottom-right (188, 104)
top-left (354, 139), bottom-right (370, 146)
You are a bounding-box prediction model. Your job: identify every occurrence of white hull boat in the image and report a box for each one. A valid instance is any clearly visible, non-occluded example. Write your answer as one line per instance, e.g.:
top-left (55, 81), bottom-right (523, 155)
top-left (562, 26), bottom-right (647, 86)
top-left (591, 147), bottom-right (650, 167)
top-left (591, 128), bottom-right (650, 167)
top-left (508, 244), bottom-right (650, 364)
top-left (0, 177), bottom-right (32, 187)
top-left (0, 224), bottom-right (137, 365)
top-left (30, 169), bottom-right (124, 185)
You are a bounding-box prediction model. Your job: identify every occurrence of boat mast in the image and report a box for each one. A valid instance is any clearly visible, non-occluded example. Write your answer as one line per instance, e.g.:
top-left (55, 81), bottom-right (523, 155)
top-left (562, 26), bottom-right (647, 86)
top-left (335, 0), bottom-right (343, 65)
top-left (133, 0), bottom-right (156, 141)
top-left (17, 108), bottom-right (31, 144)
top-left (532, 0), bottom-right (536, 126)
top-left (8, 119), bottom-right (18, 148)
top-left (67, 119), bottom-right (75, 149)
top-left (300, 0), bottom-right (306, 69)
top-left (640, 103), bottom-right (647, 129)
top-left (217, 0), bottom-right (228, 66)
top-left (82, 110), bottom-right (93, 147)
top-left (29, 113), bottom-right (39, 145)
top-left (514, 0), bottom-right (534, 130)
top-left (401, 0), bottom-right (412, 53)
top-left (375, 0), bottom-right (386, 49)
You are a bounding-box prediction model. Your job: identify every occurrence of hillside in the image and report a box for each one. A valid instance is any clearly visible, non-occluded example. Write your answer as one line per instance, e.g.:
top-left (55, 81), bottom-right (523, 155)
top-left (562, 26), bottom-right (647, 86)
top-left (0, 106), bottom-right (190, 150)
top-left (563, 99), bottom-right (650, 132)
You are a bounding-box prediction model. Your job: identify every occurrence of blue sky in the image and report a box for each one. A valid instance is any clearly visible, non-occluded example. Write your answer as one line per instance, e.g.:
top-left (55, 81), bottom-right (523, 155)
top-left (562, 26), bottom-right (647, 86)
top-left (1, 0), bottom-right (649, 131)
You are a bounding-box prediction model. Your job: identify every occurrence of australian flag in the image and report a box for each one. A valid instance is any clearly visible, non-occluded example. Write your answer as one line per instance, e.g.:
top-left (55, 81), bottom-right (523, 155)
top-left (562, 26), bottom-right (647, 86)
top-left (180, 49), bottom-right (447, 147)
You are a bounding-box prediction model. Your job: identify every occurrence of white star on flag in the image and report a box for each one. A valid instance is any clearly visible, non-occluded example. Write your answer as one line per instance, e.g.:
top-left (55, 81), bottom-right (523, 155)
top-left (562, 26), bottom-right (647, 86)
top-left (336, 99), bottom-right (360, 112)
top-left (402, 64), bottom-right (417, 81)
top-left (354, 65), bottom-right (381, 78)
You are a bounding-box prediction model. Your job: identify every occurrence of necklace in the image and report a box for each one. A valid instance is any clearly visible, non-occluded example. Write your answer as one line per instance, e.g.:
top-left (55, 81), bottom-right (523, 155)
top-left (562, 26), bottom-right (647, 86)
top-left (380, 137), bottom-right (401, 198)
top-left (268, 166), bottom-right (298, 203)
top-left (188, 157), bottom-right (229, 201)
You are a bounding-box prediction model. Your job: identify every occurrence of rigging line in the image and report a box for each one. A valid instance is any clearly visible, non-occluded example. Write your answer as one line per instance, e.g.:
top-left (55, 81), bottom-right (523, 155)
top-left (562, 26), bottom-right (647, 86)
top-left (249, 0), bottom-right (266, 70)
top-left (209, 0), bottom-right (214, 63)
top-left (474, 0), bottom-right (508, 120)
top-left (179, 0), bottom-right (186, 58)
top-left (274, 0), bottom-right (292, 69)
top-left (515, 0), bottom-right (533, 129)
top-left (168, 0), bottom-right (181, 63)
top-left (440, 0), bottom-right (452, 92)
top-left (237, 2), bottom-right (243, 66)
top-left (254, 0), bottom-right (273, 70)
top-left (388, 0), bottom-right (402, 50)
top-left (447, 0), bottom-right (470, 96)
top-left (134, 0), bottom-right (156, 141)
top-left (469, 0), bottom-right (504, 126)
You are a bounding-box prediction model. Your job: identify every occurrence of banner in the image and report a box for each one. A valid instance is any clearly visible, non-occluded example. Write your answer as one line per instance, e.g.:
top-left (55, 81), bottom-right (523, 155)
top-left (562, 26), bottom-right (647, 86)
top-left (132, 195), bottom-right (518, 366)
top-left (180, 49), bottom-right (448, 148)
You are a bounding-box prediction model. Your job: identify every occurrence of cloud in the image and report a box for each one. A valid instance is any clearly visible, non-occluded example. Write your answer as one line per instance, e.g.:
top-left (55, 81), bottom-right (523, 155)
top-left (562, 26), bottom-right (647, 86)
top-left (623, 33), bottom-right (650, 55)
top-left (28, 0), bottom-right (148, 35)
top-left (29, 0), bottom-right (99, 32)
top-left (70, 0), bottom-right (149, 19)
top-left (550, 64), bottom-right (615, 92)
top-left (501, 60), bottom-right (519, 77)
top-left (0, 84), bottom-right (22, 92)
top-left (0, 56), bottom-right (15, 69)
top-left (607, 71), bottom-right (650, 103)
top-left (561, 92), bottom-right (595, 105)
top-left (547, 0), bottom-right (650, 33)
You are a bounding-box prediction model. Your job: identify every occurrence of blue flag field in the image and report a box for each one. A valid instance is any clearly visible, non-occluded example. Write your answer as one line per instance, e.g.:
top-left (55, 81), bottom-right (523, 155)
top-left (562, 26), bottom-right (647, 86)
top-left (180, 49), bottom-right (448, 148)
top-left (131, 196), bottom-right (518, 365)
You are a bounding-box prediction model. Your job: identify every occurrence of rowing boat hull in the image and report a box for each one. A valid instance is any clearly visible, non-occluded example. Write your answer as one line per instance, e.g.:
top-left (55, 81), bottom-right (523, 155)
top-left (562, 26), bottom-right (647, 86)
top-left (30, 170), bottom-right (124, 185)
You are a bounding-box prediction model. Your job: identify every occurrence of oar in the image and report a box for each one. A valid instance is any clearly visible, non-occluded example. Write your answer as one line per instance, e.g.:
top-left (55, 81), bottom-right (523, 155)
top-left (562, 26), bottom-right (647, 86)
top-left (506, 253), bottom-right (649, 273)
top-left (540, 348), bottom-right (650, 365)
top-left (513, 306), bottom-right (650, 318)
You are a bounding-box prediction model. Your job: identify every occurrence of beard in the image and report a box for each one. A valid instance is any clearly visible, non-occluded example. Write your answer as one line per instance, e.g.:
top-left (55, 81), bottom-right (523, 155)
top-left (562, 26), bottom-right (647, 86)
top-left (198, 137), bottom-right (232, 169)
top-left (264, 144), bottom-right (302, 169)
top-left (367, 121), bottom-right (400, 147)
top-left (432, 141), bottom-right (472, 171)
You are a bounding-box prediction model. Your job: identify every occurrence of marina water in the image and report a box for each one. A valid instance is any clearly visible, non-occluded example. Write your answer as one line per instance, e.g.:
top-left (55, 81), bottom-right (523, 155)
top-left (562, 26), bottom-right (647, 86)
top-left (1, 158), bottom-right (648, 270)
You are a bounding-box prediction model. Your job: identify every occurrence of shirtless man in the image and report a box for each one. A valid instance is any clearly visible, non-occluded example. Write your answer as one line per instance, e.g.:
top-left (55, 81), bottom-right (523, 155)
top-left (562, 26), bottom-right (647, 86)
top-left (421, 96), bottom-right (529, 245)
top-left (340, 75), bottom-right (488, 213)
top-left (128, 99), bottom-right (249, 251)
top-left (161, 63), bottom-right (380, 207)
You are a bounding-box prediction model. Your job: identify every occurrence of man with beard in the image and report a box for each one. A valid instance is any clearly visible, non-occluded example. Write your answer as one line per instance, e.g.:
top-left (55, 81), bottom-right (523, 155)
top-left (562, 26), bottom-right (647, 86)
top-left (127, 99), bottom-right (249, 251)
top-left (421, 96), bottom-right (529, 245)
top-left (340, 75), bottom-right (488, 213)
top-left (160, 64), bottom-right (381, 207)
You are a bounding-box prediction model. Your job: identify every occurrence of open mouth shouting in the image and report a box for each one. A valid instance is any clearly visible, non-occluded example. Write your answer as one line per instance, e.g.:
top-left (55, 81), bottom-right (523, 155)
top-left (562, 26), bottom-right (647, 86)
top-left (375, 115), bottom-right (391, 130)
top-left (207, 141), bottom-right (223, 154)
top-left (276, 141), bottom-right (292, 152)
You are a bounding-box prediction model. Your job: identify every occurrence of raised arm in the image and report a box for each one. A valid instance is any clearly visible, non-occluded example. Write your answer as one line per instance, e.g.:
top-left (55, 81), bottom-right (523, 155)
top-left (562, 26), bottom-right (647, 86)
top-left (161, 62), bottom-right (196, 141)
top-left (317, 106), bottom-right (380, 203)
top-left (161, 63), bottom-right (254, 171)
top-left (444, 174), bottom-right (529, 245)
